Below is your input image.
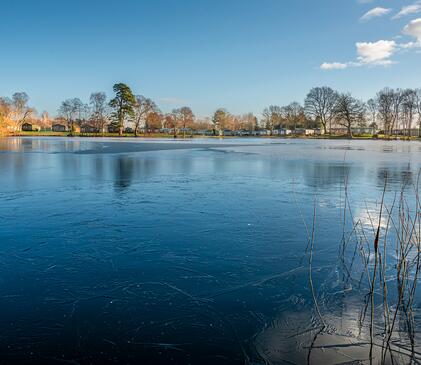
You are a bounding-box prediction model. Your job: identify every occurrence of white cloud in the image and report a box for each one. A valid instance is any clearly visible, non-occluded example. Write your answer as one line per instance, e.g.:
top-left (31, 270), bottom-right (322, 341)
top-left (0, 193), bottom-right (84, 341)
top-left (393, 2), bottom-right (421, 19)
top-left (320, 62), bottom-right (349, 70)
top-left (356, 40), bottom-right (397, 64)
top-left (360, 7), bottom-right (392, 21)
top-left (321, 40), bottom-right (397, 71)
top-left (400, 41), bottom-right (420, 49)
top-left (403, 18), bottom-right (421, 43)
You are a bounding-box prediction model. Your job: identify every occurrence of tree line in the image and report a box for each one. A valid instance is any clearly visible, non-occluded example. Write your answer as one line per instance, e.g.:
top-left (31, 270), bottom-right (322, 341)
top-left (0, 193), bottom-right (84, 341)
top-left (1, 83), bottom-right (421, 138)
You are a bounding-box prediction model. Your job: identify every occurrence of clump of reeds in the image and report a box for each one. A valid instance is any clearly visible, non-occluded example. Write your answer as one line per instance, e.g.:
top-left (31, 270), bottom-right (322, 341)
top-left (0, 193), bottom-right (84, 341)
top-left (339, 169), bottom-right (421, 363)
top-left (301, 168), bottom-right (420, 364)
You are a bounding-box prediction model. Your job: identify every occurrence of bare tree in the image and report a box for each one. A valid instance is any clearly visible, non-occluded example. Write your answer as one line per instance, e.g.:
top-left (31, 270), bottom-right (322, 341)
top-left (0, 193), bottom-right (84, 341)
top-left (376, 88), bottom-right (394, 136)
top-left (133, 96), bottom-right (157, 136)
top-left (11, 92), bottom-right (35, 129)
top-left (333, 93), bottom-right (365, 138)
top-left (376, 88), bottom-right (404, 137)
top-left (392, 89), bottom-right (404, 134)
top-left (173, 107), bottom-right (194, 138)
top-left (90, 92), bottom-right (108, 133)
top-left (167, 111), bottom-right (179, 138)
top-left (304, 87), bottom-right (338, 135)
top-left (58, 98), bottom-right (84, 135)
top-left (145, 111), bottom-right (163, 131)
top-left (402, 89), bottom-right (417, 137)
top-left (366, 98), bottom-right (378, 132)
top-left (162, 113), bottom-right (173, 130)
top-left (262, 105), bottom-right (282, 135)
top-left (240, 113), bottom-right (258, 132)
top-left (0, 97), bottom-right (13, 134)
top-left (282, 102), bottom-right (305, 131)
top-left (228, 114), bottom-right (240, 131)
top-left (39, 111), bottom-right (51, 129)
top-left (193, 117), bottom-right (213, 132)
top-left (417, 88), bottom-right (421, 137)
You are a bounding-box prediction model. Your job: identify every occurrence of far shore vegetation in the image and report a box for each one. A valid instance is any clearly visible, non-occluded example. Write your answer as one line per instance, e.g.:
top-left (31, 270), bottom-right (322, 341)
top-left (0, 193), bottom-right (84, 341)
top-left (1, 83), bottom-right (421, 140)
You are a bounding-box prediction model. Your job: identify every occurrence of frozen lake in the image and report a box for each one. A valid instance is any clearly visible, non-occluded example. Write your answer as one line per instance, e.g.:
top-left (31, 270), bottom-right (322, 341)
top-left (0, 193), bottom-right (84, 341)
top-left (0, 137), bottom-right (420, 364)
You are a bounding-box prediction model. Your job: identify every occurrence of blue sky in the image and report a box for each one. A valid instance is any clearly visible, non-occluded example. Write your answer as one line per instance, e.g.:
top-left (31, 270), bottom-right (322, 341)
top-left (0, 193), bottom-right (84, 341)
top-left (0, 0), bottom-right (420, 117)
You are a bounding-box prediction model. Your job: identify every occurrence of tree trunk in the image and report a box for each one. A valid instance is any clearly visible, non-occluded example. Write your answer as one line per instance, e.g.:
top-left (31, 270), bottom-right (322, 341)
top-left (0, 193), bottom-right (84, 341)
top-left (418, 118), bottom-right (421, 138)
top-left (119, 115), bottom-right (123, 136)
top-left (408, 112), bottom-right (413, 140)
top-left (347, 123), bottom-right (352, 139)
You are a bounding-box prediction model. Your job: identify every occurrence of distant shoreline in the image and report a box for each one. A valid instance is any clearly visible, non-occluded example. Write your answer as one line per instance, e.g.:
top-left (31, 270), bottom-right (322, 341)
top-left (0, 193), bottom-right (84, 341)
top-left (6, 131), bottom-right (421, 141)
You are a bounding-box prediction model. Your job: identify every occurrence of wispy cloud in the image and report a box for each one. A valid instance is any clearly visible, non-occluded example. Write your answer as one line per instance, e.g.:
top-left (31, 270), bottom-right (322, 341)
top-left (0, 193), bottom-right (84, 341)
top-left (320, 62), bottom-right (349, 70)
top-left (399, 41), bottom-right (420, 49)
top-left (392, 2), bottom-right (421, 19)
top-left (360, 7), bottom-right (392, 22)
